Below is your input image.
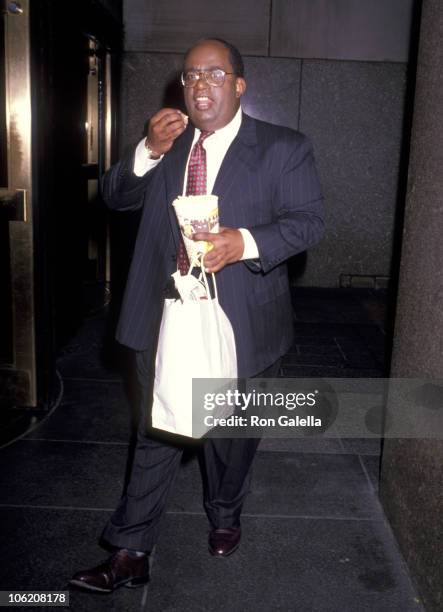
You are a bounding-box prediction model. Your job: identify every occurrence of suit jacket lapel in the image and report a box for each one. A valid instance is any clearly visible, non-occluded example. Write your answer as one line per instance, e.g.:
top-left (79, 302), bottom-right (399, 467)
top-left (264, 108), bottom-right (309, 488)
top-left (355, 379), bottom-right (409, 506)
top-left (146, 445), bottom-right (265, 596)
top-left (213, 113), bottom-right (258, 205)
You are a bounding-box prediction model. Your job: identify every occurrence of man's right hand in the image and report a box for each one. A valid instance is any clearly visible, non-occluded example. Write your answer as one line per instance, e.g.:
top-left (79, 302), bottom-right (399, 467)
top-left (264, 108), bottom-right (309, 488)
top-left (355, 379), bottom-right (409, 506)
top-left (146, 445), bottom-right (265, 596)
top-left (145, 108), bottom-right (188, 157)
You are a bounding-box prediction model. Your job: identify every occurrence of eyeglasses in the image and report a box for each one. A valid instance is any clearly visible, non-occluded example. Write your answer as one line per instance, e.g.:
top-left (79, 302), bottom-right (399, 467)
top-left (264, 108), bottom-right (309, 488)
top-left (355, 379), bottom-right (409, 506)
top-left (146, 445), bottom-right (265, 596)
top-left (181, 68), bottom-right (236, 88)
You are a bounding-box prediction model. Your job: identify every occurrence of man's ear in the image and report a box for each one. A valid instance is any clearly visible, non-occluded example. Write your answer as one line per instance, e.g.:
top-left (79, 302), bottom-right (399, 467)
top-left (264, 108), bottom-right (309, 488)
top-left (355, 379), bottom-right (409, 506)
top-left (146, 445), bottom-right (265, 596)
top-left (235, 78), bottom-right (246, 98)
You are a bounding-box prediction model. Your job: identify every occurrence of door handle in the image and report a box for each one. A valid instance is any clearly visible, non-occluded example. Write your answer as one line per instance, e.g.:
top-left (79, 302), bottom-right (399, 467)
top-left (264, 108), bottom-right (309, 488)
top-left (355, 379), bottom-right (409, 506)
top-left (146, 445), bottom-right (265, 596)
top-left (0, 189), bottom-right (27, 221)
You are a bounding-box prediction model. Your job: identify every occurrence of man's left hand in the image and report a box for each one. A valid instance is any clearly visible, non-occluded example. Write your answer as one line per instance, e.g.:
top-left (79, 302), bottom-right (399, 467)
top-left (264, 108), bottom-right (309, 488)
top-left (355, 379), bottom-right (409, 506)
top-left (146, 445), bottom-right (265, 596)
top-left (193, 227), bottom-right (244, 273)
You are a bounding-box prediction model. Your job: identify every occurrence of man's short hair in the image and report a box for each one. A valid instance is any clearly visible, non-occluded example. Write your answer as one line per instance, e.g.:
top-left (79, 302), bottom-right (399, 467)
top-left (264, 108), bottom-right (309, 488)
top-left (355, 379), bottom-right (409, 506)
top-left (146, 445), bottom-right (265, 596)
top-left (184, 38), bottom-right (245, 78)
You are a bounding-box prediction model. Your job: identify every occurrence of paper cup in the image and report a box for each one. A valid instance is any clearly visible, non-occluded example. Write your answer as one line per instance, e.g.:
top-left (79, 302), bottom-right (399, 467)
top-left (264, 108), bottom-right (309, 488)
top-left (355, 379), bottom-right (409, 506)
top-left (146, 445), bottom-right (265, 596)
top-left (172, 195), bottom-right (219, 266)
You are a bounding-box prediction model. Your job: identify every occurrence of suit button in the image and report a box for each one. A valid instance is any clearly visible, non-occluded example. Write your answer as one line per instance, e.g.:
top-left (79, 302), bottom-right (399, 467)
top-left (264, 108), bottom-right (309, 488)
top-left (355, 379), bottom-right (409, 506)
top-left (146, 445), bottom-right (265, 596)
top-left (171, 254), bottom-right (177, 262)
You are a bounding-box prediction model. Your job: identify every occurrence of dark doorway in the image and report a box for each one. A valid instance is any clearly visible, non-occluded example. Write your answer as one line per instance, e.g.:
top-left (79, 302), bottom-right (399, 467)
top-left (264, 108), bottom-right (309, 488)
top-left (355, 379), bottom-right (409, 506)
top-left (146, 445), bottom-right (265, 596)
top-left (0, 0), bottom-right (122, 420)
top-left (32, 4), bottom-right (121, 353)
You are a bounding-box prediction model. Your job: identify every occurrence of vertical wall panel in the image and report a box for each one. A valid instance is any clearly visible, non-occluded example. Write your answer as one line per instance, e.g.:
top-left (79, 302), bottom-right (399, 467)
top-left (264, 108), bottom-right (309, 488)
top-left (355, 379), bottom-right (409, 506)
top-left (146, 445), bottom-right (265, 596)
top-left (299, 60), bottom-right (407, 286)
top-left (124, 0), bottom-right (270, 55)
top-left (271, 0), bottom-right (414, 62)
top-left (237, 57), bottom-right (301, 131)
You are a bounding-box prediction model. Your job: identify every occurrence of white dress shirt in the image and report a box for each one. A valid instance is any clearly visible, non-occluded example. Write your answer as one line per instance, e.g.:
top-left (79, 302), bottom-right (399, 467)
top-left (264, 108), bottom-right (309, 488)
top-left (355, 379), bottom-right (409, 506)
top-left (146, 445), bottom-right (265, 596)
top-left (133, 107), bottom-right (258, 260)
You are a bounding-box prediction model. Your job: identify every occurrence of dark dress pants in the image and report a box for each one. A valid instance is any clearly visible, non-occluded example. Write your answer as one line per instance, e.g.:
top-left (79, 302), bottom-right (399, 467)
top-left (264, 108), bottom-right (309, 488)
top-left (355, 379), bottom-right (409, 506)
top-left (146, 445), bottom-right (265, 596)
top-left (102, 348), bottom-right (280, 553)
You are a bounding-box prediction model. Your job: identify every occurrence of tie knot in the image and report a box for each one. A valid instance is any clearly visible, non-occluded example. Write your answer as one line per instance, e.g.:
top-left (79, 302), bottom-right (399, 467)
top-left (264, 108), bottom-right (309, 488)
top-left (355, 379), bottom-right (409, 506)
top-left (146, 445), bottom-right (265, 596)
top-left (197, 131), bottom-right (214, 145)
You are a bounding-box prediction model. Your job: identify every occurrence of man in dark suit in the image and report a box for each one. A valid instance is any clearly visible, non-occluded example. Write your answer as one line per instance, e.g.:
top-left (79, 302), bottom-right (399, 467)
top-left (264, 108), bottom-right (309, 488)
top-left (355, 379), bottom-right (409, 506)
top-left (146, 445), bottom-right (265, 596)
top-left (70, 38), bottom-right (324, 593)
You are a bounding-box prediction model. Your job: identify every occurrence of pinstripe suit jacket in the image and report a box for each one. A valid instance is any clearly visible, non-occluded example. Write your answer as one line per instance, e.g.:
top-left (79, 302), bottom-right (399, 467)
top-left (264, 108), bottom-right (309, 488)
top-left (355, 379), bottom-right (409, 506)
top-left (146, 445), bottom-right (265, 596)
top-left (102, 113), bottom-right (324, 377)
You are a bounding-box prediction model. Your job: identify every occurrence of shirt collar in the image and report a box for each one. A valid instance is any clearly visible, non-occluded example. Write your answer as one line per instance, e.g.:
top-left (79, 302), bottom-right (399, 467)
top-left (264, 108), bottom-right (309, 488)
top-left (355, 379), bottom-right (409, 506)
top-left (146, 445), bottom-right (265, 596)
top-left (192, 106), bottom-right (242, 144)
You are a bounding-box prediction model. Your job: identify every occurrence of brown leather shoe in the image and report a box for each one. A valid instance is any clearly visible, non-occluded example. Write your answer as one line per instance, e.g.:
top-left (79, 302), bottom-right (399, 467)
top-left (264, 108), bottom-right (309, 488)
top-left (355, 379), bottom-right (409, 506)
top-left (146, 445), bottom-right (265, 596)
top-left (69, 549), bottom-right (150, 593)
top-left (208, 527), bottom-right (241, 557)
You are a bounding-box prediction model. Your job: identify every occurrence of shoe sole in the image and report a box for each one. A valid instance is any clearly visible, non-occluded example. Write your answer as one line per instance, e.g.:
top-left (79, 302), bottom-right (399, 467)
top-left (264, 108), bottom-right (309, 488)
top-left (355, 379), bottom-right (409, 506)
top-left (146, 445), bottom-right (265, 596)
top-left (69, 576), bottom-right (149, 593)
top-left (69, 579), bottom-right (113, 593)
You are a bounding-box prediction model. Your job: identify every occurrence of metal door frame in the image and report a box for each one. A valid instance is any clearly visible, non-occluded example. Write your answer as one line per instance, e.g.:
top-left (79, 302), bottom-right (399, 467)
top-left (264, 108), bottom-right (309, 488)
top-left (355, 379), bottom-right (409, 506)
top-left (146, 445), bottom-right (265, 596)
top-left (0, 0), bottom-right (36, 406)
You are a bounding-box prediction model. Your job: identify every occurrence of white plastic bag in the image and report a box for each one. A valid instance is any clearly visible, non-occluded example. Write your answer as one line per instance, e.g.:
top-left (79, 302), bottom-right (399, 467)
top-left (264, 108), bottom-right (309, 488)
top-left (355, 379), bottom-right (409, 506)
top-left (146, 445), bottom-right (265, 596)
top-left (151, 262), bottom-right (237, 438)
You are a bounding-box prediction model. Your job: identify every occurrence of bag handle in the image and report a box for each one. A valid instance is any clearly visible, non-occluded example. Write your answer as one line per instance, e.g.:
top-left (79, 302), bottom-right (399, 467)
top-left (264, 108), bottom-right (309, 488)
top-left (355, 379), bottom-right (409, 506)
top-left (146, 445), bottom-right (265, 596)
top-left (186, 253), bottom-right (224, 339)
top-left (188, 252), bottom-right (218, 301)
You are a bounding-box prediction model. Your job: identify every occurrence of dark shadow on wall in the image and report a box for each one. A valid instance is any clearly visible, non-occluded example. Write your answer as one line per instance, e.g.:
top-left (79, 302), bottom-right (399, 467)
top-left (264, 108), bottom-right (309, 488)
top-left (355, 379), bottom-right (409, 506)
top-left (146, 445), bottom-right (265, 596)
top-left (385, 0), bottom-right (423, 373)
top-left (141, 72), bottom-right (187, 139)
top-left (162, 73), bottom-right (187, 112)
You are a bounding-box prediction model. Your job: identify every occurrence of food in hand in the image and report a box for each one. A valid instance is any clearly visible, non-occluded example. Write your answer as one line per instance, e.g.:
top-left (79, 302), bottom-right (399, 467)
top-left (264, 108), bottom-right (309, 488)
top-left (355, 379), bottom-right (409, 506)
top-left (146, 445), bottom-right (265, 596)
top-left (172, 194), bottom-right (219, 265)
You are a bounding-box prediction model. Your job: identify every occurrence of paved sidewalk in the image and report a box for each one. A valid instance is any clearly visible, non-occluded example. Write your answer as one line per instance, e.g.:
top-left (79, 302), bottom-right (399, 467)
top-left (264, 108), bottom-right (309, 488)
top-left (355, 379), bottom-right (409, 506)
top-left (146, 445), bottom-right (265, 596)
top-left (0, 289), bottom-right (424, 611)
